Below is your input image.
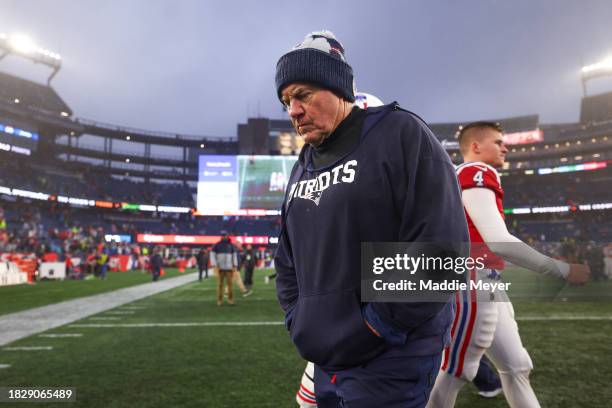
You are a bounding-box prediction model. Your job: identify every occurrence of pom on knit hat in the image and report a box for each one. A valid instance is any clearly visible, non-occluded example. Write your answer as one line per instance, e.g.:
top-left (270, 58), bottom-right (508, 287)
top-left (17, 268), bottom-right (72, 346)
top-left (275, 30), bottom-right (355, 102)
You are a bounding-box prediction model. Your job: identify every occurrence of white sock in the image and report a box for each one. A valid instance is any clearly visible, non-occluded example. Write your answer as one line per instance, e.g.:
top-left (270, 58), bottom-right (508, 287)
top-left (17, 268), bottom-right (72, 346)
top-left (296, 362), bottom-right (317, 407)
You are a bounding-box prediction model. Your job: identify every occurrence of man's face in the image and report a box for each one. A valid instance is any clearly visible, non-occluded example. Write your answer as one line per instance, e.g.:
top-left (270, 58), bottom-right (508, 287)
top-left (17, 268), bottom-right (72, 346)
top-left (280, 83), bottom-right (345, 147)
top-left (475, 129), bottom-right (508, 168)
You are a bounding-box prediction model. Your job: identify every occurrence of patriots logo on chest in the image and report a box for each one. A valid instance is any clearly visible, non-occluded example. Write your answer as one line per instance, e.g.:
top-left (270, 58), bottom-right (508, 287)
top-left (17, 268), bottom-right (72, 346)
top-left (287, 160), bottom-right (357, 207)
top-left (303, 190), bottom-right (323, 206)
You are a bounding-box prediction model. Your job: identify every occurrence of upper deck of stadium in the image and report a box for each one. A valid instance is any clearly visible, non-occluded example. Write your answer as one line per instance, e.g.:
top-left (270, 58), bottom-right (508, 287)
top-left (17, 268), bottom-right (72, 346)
top-left (0, 70), bottom-right (610, 219)
top-left (1, 71), bottom-right (610, 180)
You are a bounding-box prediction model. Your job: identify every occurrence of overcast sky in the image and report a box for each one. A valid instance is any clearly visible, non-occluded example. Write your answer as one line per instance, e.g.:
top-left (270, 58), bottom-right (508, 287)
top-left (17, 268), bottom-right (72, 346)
top-left (1, 0), bottom-right (612, 138)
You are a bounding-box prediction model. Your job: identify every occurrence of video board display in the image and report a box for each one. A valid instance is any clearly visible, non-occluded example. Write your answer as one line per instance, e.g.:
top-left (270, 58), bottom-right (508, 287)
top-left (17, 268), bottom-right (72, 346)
top-left (197, 155), bottom-right (297, 215)
top-left (0, 119), bottom-right (39, 156)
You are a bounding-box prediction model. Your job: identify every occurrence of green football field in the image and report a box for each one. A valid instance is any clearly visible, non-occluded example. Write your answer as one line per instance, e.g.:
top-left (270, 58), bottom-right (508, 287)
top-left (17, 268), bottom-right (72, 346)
top-left (0, 268), bottom-right (185, 317)
top-left (0, 268), bottom-right (611, 407)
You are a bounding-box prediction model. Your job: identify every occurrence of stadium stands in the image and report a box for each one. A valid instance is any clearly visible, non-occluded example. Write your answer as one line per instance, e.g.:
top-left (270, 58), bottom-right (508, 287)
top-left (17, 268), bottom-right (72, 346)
top-left (0, 66), bottom-right (609, 275)
top-left (0, 71), bottom-right (71, 115)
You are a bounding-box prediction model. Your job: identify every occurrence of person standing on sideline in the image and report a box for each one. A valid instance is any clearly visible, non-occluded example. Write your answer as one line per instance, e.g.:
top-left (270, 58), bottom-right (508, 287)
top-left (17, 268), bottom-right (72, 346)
top-left (197, 247), bottom-right (209, 281)
top-left (211, 233), bottom-right (238, 306)
top-left (242, 244), bottom-right (256, 290)
top-left (150, 247), bottom-right (163, 282)
top-left (274, 30), bottom-right (468, 407)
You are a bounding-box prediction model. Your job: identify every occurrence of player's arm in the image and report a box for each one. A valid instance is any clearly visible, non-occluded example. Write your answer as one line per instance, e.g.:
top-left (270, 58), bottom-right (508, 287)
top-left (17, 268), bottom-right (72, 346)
top-left (209, 247), bottom-right (219, 273)
top-left (462, 188), bottom-right (589, 284)
top-left (274, 228), bottom-right (299, 329)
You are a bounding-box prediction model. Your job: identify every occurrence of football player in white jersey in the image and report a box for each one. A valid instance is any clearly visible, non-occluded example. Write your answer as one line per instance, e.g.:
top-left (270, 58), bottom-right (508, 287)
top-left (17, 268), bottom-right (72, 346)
top-left (426, 122), bottom-right (590, 408)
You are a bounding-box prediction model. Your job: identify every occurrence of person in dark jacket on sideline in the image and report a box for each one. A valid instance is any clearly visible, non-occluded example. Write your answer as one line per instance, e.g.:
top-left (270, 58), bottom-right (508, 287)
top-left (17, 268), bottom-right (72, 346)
top-left (196, 247), bottom-right (209, 281)
top-left (150, 247), bottom-right (163, 282)
top-left (274, 30), bottom-right (468, 407)
top-left (241, 244), bottom-right (256, 290)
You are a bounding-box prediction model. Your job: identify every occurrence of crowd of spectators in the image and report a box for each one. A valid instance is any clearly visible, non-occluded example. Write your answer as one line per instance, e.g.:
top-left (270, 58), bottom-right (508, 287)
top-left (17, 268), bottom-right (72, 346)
top-left (0, 199), bottom-right (610, 281)
top-left (503, 171), bottom-right (612, 208)
top-left (0, 160), bottom-right (194, 207)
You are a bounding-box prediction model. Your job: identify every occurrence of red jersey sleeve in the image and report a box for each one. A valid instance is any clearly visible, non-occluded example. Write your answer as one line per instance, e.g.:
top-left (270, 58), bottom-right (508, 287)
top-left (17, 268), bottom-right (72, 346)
top-left (456, 163), bottom-right (503, 196)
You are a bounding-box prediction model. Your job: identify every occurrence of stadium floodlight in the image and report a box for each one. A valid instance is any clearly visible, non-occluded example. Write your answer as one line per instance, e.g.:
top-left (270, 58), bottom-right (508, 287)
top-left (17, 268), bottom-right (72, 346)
top-left (581, 55), bottom-right (612, 96)
top-left (581, 56), bottom-right (612, 74)
top-left (0, 32), bottom-right (62, 85)
top-left (8, 33), bottom-right (35, 54)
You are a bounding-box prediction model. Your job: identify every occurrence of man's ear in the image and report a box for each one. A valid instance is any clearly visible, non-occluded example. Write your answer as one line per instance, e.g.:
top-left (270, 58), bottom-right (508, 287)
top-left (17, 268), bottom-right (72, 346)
top-left (471, 140), bottom-right (480, 155)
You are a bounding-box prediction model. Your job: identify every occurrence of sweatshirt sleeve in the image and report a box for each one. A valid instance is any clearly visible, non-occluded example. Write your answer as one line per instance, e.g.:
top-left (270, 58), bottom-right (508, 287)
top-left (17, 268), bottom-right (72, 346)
top-left (232, 247), bottom-right (238, 268)
top-left (366, 113), bottom-right (469, 341)
top-left (274, 196), bottom-right (299, 329)
top-left (210, 246), bottom-right (217, 267)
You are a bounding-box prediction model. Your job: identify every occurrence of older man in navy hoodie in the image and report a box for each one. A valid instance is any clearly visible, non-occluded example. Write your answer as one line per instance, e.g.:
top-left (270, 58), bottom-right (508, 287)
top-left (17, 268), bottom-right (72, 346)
top-left (274, 31), bottom-right (469, 408)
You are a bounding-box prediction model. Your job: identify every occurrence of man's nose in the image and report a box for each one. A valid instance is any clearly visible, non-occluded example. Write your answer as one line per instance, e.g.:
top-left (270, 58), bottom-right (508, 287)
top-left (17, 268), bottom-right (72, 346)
top-left (287, 99), bottom-right (304, 118)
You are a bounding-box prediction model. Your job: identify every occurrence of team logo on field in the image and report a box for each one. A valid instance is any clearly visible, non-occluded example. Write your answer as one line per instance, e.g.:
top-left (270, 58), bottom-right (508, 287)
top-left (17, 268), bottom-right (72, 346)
top-left (287, 160), bottom-right (357, 206)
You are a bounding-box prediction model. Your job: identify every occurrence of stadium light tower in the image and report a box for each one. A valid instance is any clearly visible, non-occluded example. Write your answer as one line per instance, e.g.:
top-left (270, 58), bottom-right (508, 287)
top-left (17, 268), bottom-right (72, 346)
top-left (0, 32), bottom-right (62, 85)
top-left (581, 55), bottom-right (612, 96)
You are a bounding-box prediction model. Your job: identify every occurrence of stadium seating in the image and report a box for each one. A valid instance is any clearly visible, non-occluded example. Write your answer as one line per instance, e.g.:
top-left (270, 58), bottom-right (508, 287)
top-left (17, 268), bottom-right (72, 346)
top-left (0, 72), bottom-right (71, 115)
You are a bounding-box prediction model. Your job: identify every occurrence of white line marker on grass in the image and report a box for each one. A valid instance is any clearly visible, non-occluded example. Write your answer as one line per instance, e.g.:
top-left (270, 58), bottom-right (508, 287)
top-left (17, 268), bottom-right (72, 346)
top-left (105, 311), bottom-right (135, 315)
top-left (0, 364), bottom-right (11, 368)
top-left (517, 316), bottom-right (612, 321)
top-left (39, 333), bottom-right (83, 338)
top-left (89, 317), bottom-right (122, 321)
top-left (69, 321), bottom-right (285, 328)
top-left (3, 346), bottom-right (53, 351)
top-left (68, 316), bottom-right (612, 329)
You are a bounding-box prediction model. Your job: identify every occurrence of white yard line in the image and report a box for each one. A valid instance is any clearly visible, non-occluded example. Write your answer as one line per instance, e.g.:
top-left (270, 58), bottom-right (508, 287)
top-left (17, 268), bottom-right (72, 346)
top-left (0, 273), bottom-right (198, 347)
top-left (105, 311), bottom-right (135, 315)
top-left (517, 316), bottom-right (612, 321)
top-left (0, 364), bottom-right (11, 369)
top-left (70, 321), bottom-right (285, 328)
top-left (3, 346), bottom-right (53, 351)
top-left (38, 333), bottom-right (83, 338)
top-left (89, 317), bottom-right (122, 321)
top-left (68, 315), bottom-right (612, 329)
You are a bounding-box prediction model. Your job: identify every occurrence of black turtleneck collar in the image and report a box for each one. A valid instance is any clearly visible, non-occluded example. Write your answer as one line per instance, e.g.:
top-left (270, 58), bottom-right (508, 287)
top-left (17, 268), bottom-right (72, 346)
top-left (310, 106), bottom-right (366, 169)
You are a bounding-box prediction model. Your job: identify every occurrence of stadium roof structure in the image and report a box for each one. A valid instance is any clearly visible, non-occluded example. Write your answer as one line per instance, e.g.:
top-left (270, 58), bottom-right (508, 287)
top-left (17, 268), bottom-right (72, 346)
top-left (76, 118), bottom-right (235, 148)
top-left (0, 71), bottom-right (72, 117)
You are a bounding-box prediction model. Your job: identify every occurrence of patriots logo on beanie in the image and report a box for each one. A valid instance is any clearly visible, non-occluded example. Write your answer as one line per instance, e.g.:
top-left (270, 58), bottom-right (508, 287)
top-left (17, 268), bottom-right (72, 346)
top-left (276, 30), bottom-right (355, 102)
top-left (293, 31), bottom-right (348, 63)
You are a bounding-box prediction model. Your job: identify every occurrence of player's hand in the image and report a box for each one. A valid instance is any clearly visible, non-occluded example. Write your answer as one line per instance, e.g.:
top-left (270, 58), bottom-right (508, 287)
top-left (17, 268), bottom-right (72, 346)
top-left (565, 263), bottom-right (590, 285)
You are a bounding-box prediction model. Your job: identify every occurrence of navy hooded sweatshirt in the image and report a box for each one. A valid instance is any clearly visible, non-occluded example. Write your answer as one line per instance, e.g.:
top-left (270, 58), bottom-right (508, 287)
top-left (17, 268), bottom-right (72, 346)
top-left (274, 103), bottom-right (469, 371)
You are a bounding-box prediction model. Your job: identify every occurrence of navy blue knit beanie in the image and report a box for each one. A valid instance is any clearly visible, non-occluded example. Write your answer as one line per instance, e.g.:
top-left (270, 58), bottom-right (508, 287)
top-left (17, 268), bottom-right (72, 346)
top-left (275, 30), bottom-right (355, 103)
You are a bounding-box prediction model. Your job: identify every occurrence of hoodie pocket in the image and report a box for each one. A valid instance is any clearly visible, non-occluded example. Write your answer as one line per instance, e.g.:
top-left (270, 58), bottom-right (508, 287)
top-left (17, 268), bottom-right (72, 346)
top-left (290, 290), bottom-right (386, 369)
